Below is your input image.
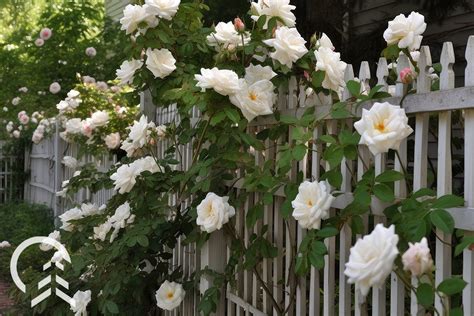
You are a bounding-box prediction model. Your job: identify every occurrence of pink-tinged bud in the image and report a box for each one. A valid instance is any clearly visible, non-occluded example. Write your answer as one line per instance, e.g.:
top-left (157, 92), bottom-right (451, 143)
top-left (303, 71), bottom-right (310, 81)
top-left (400, 67), bottom-right (416, 84)
top-left (234, 18), bottom-right (245, 32)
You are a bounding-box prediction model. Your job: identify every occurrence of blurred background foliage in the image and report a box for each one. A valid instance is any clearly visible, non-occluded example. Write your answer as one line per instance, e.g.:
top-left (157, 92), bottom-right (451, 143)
top-left (0, 0), bottom-right (127, 139)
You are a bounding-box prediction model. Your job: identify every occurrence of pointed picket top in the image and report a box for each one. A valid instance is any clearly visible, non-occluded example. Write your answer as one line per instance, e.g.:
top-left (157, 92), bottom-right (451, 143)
top-left (376, 57), bottom-right (388, 92)
top-left (359, 61), bottom-right (371, 94)
top-left (440, 42), bottom-right (455, 90)
top-left (416, 46), bottom-right (432, 93)
top-left (343, 64), bottom-right (355, 100)
top-left (465, 36), bottom-right (474, 86)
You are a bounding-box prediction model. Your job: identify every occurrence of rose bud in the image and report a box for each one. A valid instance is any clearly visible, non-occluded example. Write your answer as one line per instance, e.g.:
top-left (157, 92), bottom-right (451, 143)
top-left (234, 17), bottom-right (245, 32)
top-left (400, 67), bottom-right (416, 84)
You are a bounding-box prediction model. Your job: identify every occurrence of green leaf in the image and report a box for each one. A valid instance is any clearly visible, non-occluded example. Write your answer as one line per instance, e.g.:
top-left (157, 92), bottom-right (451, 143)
top-left (136, 235), bottom-right (149, 247)
top-left (373, 183), bottom-right (395, 202)
top-left (455, 236), bottom-right (474, 256)
top-left (280, 115), bottom-right (298, 124)
top-left (309, 248), bottom-right (325, 269)
top-left (316, 226), bottom-right (339, 238)
top-left (437, 278), bottom-right (467, 295)
top-left (246, 204), bottom-right (264, 228)
top-left (224, 107), bottom-right (241, 123)
top-left (383, 44), bottom-right (401, 60)
top-left (350, 216), bottom-right (365, 234)
top-left (257, 15), bottom-right (267, 29)
top-left (416, 283), bottom-right (434, 307)
top-left (375, 170), bottom-right (405, 183)
top-left (432, 195), bottom-right (464, 209)
top-left (346, 80), bottom-right (361, 97)
top-left (311, 70), bottom-right (325, 88)
top-left (292, 144), bottom-right (307, 161)
top-left (321, 168), bottom-right (342, 188)
top-left (319, 135), bottom-right (337, 144)
top-left (105, 301), bottom-right (119, 314)
top-left (430, 209), bottom-right (455, 234)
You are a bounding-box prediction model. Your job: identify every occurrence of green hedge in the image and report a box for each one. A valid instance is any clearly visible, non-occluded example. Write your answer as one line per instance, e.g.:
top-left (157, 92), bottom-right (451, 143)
top-left (0, 202), bottom-right (54, 280)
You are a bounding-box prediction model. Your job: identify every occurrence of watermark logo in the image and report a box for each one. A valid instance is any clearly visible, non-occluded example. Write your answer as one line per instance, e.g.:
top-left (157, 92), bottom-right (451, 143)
top-left (10, 236), bottom-right (76, 308)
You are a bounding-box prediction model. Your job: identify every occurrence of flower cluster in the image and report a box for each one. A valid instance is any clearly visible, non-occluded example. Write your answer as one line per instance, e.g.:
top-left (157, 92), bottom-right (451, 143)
top-left (110, 156), bottom-right (162, 194)
top-left (59, 203), bottom-right (105, 232)
top-left (93, 202), bottom-right (135, 243)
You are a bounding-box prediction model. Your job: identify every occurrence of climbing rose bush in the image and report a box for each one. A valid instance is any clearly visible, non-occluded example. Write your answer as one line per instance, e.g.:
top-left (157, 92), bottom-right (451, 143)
top-left (15, 2), bottom-right (470, 315)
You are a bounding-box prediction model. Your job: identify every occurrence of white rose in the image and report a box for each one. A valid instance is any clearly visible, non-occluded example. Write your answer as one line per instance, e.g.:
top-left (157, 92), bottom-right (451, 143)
top-left (133, 156), bottom-right (162, 174)
top-left (71, 290), bottom-right (91, 316)
top-left (0, 241), bottom-right (11, 248)
top-left (244, 64), bottom-right (277, 84)
top-left (93, 221), bottom-right (112, 242)
top-left (120, 4), bottom-right (159, 35)
top-left (145, 0), bottom-right (181, 20)
top-left (85, 46), bottom-right (97, 57)
top-left (2, 107), bottom-right (7, 112)
top-left (383, 12), bottom-right (426, 51)
top-left (51, 251), bottom-right (65, 263)
top-left (314, 47), bottom-right (347, 91)
top-left (56, 100), bottom-right (70, 112)
top-left (96, 81), bottom-right (108, 91)
top-left (402, 237), bottom-right (433, 277)
top-left (344, 224), bottom-right (399, 297)
top-left (12, 130), bottom-right (20, 138)
top-left (40, 231), bottom-right (61, 251)
top-left (62, 156), bottom-right (78, 169)
top-left (6, 122), bottom-right (13, 132)
top-left (83, 75), bottom-right (96, 84)
top-left (230, 79), bottom-right (275, 122)
top-left (316, 33), bottom-right (334, 50)
top-left (18, 87), bottom-right (28, 93)
top-left (90, 110), bottom-right (109, 128)
top-left (145, 48), bottom-right (177, 79)
top-left (124, 115), bottom-right (155, 151)
top-left (110, 163), bottom-right (141, 194)
top-left (206, 21), bottom-right (250, 51)
top-left (49, 82), bottom-right (61, 94)
top-left (65, 118), bottom-right (83, 134)
top-left (155, 281), bottom-right (185, 310)
top-left (196, 192), bottom-right (235, 233)
top-left (108, 202), bottom-right (135, 242)
top-left (194, 67), bottom-right (240, 96)
top-left (263, 27), bottom-right (308, 68)
top-left (81, 203), bottom-right (101, 217)
top-left (12, 97), bottom-right (21, 106)
top-left (354, 102), bottom-right (413, 155)
top-left (32, 131), bottom-right (44, 144)
top-left (59, 207), bottom-right (83, 231)
top-left (116, 59), bottom-right (143, 85)
top-left (105, 132), bottom-right (121, 149)
top-left (291, 180), bottom-right (335, 229)
top-left (251, 0), bottom-right (296, 29)
top-left (19, 114), bottom-right (29, 125)
top-left (68, 89), bottom-right (80, 98)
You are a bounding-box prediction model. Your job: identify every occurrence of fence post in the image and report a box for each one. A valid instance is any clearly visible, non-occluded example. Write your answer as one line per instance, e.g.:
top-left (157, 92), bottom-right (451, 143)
top-left (200, 230), bottom-right (227, 314)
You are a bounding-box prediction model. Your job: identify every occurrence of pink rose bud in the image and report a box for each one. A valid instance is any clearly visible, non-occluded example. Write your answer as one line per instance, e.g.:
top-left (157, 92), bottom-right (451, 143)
top-left (401, 237), bottom-right (433, 277)
top-left (400, 67), bottom-right (416, 84)
top-left (234, 18), bottom-right (245, 32)
top-left (303, 71), bottom-right (310, 81)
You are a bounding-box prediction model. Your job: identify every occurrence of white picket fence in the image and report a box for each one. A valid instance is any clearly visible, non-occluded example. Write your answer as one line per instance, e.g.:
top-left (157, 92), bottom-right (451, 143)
top-left (20, 35), bottom-right (474, 315)
top-left (153, 36), bottom-right (474, 316)
top-left (24, 130), bottom-right (115, 219)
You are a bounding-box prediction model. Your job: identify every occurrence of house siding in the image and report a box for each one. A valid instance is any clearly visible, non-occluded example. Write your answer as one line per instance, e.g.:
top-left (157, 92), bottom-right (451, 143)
top-left (105, 0), bottom-right (128, 21)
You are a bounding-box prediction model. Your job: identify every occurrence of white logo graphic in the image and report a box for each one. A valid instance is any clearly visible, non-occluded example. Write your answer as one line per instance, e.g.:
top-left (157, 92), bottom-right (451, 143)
top-left (10, 236), bottom-right (76, 308)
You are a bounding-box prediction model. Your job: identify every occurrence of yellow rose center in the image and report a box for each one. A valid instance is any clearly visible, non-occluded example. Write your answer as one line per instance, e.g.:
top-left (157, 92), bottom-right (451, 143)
top-left (167, 292), bottom-right (174, 299)
top-left (307, 200), bottom-right (313, 207)
top-left (375, 122), bottom-right (386, 132)
top-left (249, 92), bottom-right (257, 101)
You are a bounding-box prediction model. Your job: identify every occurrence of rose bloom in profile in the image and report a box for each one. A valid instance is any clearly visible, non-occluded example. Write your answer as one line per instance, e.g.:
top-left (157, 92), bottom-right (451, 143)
top-left (196, 192), bottom-right (235, 233)
top-left (155, 280), bottom-right (185, 310)
top-left (383, 11), bottom-right (426, 51)
top-left (194, 67), bottom-right (240, 96)
top-left (345, 224), bottom-right (399, 297)
top-left (263, 26), bottom-right (308, 68)
top-left (40, 27), bottom-right (52, 40)
top-left (402, 237), bottom-right (433, 277)
top-left (354, 102), bottom-right (413, 155)
top-left (105, 132), bottom-right (121, 149)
